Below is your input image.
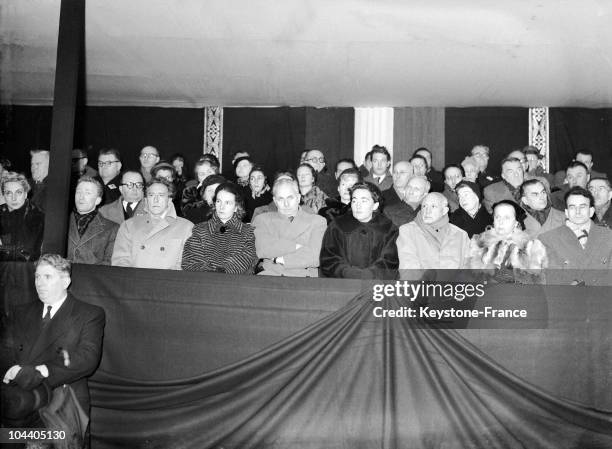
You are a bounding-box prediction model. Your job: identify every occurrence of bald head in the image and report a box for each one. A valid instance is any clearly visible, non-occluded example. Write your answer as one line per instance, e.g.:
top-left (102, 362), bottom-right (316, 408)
top-left (392, 161), bottom-right (413, 190)
top-left (405, 176), bottom-right (430, 204)
top-left (421, 192), bottom-right (449, 224)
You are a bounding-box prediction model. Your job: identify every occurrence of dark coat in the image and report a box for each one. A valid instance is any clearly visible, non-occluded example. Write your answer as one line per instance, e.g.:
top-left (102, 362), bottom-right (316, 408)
top-left (381, 187), bottom-right (402, 210)
top-left (449, 206), bottom-right (493, 238)
top-left (28, 178), bottom-right (47, 212)
top-left (593, 204), bottom-right (612, 229)
top-left (427, 168), bottom-right (445, 193)
top-left (3, 294), bottom-right (105, 415)
top-left (96, 174), bottom-right (123, 206)
top-left (315, 171), bottom-right (338, 197)
top-left (0, 200), bottom-right (44, 262)
top-left (67, 212), bottom-right (119, 265)
top-left (320, 212), bottom-right (399, 279)
top-left (383, 202), bottom-right (419, 227)
top-left (244, 188), bottom-right (273, 223)
top-left (318, 197), bottom-right (350, 224)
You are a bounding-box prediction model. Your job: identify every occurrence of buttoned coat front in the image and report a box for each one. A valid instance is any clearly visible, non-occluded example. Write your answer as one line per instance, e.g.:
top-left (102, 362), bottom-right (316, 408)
top-left (67, 212), bottom-right (119, 265)
top-left (523, 207), bottom-right (566, 238)
top-left (111, 206), bottom-right (193, 270)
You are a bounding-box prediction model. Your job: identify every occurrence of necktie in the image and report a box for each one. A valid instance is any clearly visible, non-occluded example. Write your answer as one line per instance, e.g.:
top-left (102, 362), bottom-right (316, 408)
top-left (376, 177), bottom-right (382, 184)
top-left (42, 305), bottom-right (52, 326)
top-left (126, 203), bottom-right (135, 218)
top-left (577, 230), bottom-right (588, 249)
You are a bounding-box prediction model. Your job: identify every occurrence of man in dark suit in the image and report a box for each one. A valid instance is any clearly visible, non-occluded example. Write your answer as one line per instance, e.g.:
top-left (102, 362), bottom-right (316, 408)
top-left (539, 187), bottom-right (612, 285)
top-left (68, 176), bottom-right (119, 265)
top-left (588, 177), bottom-right (612, 228)
top-left (483, 157), bottom-right (524, 213)
top-left (98, 170), bottom-right (146, 224)
top-left (2, 254), bottom-right (105, 426)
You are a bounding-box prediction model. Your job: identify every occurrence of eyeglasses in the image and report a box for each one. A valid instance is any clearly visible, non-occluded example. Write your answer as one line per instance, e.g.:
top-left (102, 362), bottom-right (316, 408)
top-left (121, 182), bottom-right (144, 189)
top-left (98, 160), bottom-right (120, 167)
top-left (140, 153), bottom-right (159, 159)
top-left (306, 157), bottom-right (325, 163)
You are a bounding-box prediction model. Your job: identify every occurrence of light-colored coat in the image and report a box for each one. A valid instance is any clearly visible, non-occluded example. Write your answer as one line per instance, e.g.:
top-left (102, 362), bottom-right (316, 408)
top-left (252, 208), bottom-right (327, 277)
top-left (397, 221), bottom-right (470, 270)
top-left (523, 207), bottom-right (566, 238)
top-left (67, 213), bottom-right (119, 265)
top-left (111, 205), bottom-right (193, 270)
top-left (539, 223), bottom-right (612, 285)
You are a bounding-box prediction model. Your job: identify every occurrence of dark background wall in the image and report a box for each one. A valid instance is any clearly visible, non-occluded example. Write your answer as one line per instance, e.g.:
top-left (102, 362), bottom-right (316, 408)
top-left (444, 107), bottom-right (528, 176)
top-left (0, 105), bottom-right (204, 175)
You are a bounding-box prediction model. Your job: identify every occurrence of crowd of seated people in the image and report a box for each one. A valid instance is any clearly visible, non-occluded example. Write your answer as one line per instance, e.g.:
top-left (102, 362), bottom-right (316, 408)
top-left (1, 143), bottom-right (611, 285)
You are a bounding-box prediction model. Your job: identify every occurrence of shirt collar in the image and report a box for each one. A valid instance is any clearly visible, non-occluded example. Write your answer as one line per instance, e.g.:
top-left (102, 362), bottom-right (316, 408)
top-left (42, 294), bottom-right (68, 319)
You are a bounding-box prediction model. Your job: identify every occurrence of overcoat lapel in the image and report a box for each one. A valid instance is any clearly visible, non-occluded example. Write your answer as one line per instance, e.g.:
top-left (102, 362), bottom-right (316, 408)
top-left (27, 296), bottom-right (75, 361)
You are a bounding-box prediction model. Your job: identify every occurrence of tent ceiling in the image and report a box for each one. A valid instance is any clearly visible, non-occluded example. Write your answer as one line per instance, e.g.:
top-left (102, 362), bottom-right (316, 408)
top-left (2, 0), bottom-right (612, 107)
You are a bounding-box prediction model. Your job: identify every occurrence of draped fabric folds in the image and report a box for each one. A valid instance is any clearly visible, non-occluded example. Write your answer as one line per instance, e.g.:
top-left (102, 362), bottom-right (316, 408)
top-left (89, 291), bottom-right (612, 449)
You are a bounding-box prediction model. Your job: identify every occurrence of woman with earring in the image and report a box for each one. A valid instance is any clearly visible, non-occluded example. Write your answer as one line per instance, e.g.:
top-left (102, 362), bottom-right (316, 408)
top-left (468, 200), bottom-right (547, 283)
top-left (182, 182), bottom-right (258, 274)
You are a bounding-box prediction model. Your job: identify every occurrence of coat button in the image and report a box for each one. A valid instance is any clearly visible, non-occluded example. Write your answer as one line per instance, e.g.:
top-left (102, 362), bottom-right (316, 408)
top-left (140, 245), bottom-right (145, 250)
top-left (160, 247), bottom-right (165, 251)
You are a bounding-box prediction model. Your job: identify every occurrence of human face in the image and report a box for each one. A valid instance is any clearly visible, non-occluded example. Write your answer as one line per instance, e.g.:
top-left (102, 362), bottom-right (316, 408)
top-left (119, 173), bottom-right (144, 203)
top-left (215, 190), bottom-right (237, 223)
top-left (3, 181), bottom-right (27, 211)
top-left (457, 186), bottom-right (479, 213)
top-left (392, 162), bottom-right (413, 190)
top-left (588, 180), bottom-right (612, 208)
top-left (172, 158), bottom-right (184, 175)
top-left (471, 146), bottom-right (489, 172)
top-left (493, 204), bottom-right (518, 237)
top-left (273, 183), bottom-right (301, 217)
top-left (371, 153), bottom-right (390, 177)
top-left (98, 154), bottom-right (122, 182)
top-left (566, 167), bottom-right (589, 188)
top-left (421, 194), bottom-right (448, 224)
top-left (146, 183), bottom-right (171, 217)
top-left (249, 171), bottom-right (266, 194)
top-left (297, 166), bottom-right (315, 189)
top-left (415, 150), bottom-right (432, 169)
top-left (411, 158), bottom-right (427, 177)
top-left (338, 174), bottom-right (359, 204)
top-left (139, 146), bottom-right (159, 169)
top-left (508, 151), bottom-right (528, 172)
top-left (405, 178), bottom-right (428, 204)
top-left (305, 150), bottom-right (325, 172)
top-left (156, 169), bottom-right (174, 183)
top-left (521, 182), bottom-right (548, 211)
top-left (35, 263), bottom-right (70, 305)
top-left (364, 157), bottom-right (373, 172)
top-left (204, 183), bottom-right (221, 206)
top-left (444, 167), bottom-right (463, 190)
top-left (71, 152), bottom-right (87, 174)
top-left (196, 163), bottom-right (215, 183)
top-left (335, 161), bottom-right (354, 179)
top-left (565, 194), bottom-right (594, 226)
top-left (501, 161), bottom-right (524, 188)
top-left (525, 153), bottom-right (540, 172)
top-left (351, 188), bottom-right (378, 223)
top-left (235, 160), bottom-right (253, 179)
top-left (576, 153), bottom-right (593, 171)
top-left (30, 152), bottom-right (49, 182)
top-left (462, 162), bottom-right (478, 182)
top-left (75, 181), bottom-right (101, 214)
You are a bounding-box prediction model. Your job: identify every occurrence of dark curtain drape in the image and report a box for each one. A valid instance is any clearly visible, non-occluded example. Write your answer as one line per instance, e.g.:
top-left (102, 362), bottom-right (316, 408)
top-left (445, 108), bottom-right (528, 176)
top-left (548, 108), bottom-right (612, 176)
top-left (3, 263), bottom-right (611, 448)
top-left (0, 106), bottom-right (204, 175)
top-left (222, 107), bottom-right (354, 178)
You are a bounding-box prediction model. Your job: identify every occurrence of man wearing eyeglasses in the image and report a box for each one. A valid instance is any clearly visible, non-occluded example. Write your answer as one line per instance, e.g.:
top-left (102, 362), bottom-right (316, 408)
top-left (520, 179), bottom-right (565, 238)
top-left (96, 148), bottom-right (123, 205)
top-left (304, 149), bottom-right (337, 196)
top-left (539, 186), bottom-right (612, 285)
top-left (112, 179), bottom-right (193, 270)
top-left (139, 145), bottom-right (160, 183)
top-left (99, 170), bottom-right (146, 224)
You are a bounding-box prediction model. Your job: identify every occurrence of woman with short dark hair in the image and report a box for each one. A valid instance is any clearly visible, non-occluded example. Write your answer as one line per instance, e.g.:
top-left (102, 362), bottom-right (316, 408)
top-left (320, 182), bottom-right (398, 279)
top-left (182, 182), bottom-right (258, 274)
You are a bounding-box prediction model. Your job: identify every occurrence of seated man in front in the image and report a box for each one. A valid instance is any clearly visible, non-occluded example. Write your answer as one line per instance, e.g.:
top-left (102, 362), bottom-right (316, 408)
top-left (2, 254), bottom-right (105, 429)
top-left (397, 192), bottom-right (470, 275)
top-left (112, 179), bottom-right (193, 270)
top-left (252, 177), bottom-right (327, 276)
top-left (320, 182), bottom-right (399, 279)
top-left (539, 186), bottom-right (612, 285)
top-left (67, 176), bottom-right (119, 265)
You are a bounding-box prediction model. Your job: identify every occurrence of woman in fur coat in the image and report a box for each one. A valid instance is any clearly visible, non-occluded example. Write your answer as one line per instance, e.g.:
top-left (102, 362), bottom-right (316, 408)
top-left (469, 200), bottom-right (547, 284)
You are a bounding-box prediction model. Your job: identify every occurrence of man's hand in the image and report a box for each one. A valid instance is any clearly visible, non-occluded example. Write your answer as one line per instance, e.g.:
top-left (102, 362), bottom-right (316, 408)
top-left (13, 365), bottom-right (45, 390)
top-left (3, 365), bottom-right (22, 384)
